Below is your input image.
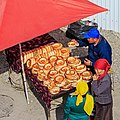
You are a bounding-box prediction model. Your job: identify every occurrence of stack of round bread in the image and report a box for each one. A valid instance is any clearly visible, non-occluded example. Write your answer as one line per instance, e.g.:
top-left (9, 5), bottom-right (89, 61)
top-left (38, 57), bottom-right (48, 67)
top-left (71, 75), bottom-right (82, 87)
top-left (67, 41), bottom-right (79, 47)
top-left (26, 57), bottom-right (36, 69)
top-left (65, 69), bottom-right (79, 82)
top-left (74, 58), bottom-right (81, 67)
top-left (54, 75), bottom-right (66, 87)
top-left (48, 70), bottom-right (59, 80)
top-left (24, 42), bottom-right (93, 95)
top-left (70, 58), bottom-right (81, 68)
top-left (23, 51), bottom-right (34, 64)
top-left (54, 59), bottom-right (66, 71)
top-left (60, 48), bottom-right (70, 59)
top-left (31, 63), bottom-right (40, 75)
top-left (59, 66), bottom-right (71, 75)
top-left (43, 63), bottom-right (53, 75)
top-left (40, 46), bottom-right (48, 58)
top-left (66, 56), bottom-right (76, 65)
top-left (82, 71), bottom-right (92, 81)
top-left (33, 49), bottom-right (39, 58)
top-left (23, 43), bottom-right (55, 64)
top-left (48, 55), bottom-right (57, 66)
top-left (66, 57), bottom-right (82, 68)
top-left (48, 80), bottom-right (61, 95)
top-left (75, 64), bottom-right (87, 74)
top-left (52, 43), bottom-right (63, 50)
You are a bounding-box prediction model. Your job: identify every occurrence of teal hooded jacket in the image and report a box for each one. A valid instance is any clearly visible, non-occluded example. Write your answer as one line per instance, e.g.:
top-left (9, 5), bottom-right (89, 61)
top-left (64, 95), bottom-right (89, 120)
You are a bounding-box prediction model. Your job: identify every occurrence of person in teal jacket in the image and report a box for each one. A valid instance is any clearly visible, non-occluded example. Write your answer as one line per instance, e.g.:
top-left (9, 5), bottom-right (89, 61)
top-left (64, 81), bottom-right (94, 120)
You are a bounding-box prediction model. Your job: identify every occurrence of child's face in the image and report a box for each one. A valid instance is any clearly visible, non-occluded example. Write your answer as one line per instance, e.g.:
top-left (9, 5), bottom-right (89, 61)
top-left (95, 69), bottom-right (104, 76)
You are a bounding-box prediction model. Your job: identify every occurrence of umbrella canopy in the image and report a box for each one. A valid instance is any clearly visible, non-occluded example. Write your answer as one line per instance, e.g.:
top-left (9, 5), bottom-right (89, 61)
top-left (0, 0), bottom-right (107, 51)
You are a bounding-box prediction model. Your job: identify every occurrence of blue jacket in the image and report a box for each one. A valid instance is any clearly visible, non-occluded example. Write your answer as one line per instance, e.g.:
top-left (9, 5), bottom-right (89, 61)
top-left (64, 95), bottom-right (89, 120)
top-left (78, 35), bottom-right (112, 66)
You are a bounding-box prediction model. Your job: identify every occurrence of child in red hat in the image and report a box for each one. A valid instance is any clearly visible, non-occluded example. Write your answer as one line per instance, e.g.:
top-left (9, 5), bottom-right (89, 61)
top-left (91, 58), bottom-right (113, 120)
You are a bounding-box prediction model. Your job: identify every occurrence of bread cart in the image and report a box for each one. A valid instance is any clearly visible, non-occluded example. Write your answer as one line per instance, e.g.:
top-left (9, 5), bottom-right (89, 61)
top-left (5, 32), bottom-right (93, 120)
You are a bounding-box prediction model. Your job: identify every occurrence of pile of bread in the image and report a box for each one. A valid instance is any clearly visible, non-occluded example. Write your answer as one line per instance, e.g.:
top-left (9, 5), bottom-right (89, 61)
top-left (23, 43), bottom-right (92, 95)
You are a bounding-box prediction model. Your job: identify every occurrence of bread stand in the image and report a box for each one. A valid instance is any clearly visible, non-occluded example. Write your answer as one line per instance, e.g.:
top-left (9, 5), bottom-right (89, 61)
top-left (5, 38), bottom-right (90, 120)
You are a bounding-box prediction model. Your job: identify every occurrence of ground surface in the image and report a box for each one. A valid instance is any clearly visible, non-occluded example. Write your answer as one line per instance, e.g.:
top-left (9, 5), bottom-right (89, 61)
top-left (0, 28), bottom-right (120, 120)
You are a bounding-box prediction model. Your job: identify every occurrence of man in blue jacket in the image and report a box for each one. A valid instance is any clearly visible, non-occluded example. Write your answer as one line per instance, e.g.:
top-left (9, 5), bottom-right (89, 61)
top-left (72, 28), bottom-right (112, 71)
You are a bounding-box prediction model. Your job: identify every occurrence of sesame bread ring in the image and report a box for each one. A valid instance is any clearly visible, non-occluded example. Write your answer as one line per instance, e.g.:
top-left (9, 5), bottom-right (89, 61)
top-left (67, 40), bottom-right (79, 47)
top-left (61, 48), bottom-right (70, 59)
top-left (55, 59), bottom-right (65, 66)
top-left (31, 63), bottom-right (40, 75)
top-left (54, 75), bottom-right (66, 87)
top-left (52, 43), bottom-right (63, 50)
top-left (76, 64), bottom-right (86, 74)
top-left (48, 55), bottom-right (57, 66)
top-left (38, 57), bottom-right (48, 67)
top-left (61, 48), bottom-right (70, 54)
top-left (43, 63), bottom-right (53, 75)
top-left (67, 41), bottom-right (76, 47)
top-left (65, 69), bottom-right (77, 76)
top-left (55, 59), bottom-right (66, 71)
top-left (69, 58), bottom-right (81, 68)
top-left (59, 66), bottom-right (71, 75)
top-left (26, 57), bottom-right (36, 69)
top-left (82, 71), bottom-right (92, 81)
top-left (48, 70), bottom-right (59, 79)
top-left (65, 69), bottom-right (79, 80)
top-left (74, 58), bottom-right (81, 66)
top-left (66, 56), bottom-right (76, 64)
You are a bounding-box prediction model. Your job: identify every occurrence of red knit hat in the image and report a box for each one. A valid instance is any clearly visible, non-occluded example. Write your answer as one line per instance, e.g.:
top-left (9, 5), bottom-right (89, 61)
top-left (94, 59), bottom-right (110, 80)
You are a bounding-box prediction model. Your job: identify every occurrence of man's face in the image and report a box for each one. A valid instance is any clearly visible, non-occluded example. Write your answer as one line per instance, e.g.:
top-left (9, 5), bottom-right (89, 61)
top-left (87, 38), bottom-right (96, 44)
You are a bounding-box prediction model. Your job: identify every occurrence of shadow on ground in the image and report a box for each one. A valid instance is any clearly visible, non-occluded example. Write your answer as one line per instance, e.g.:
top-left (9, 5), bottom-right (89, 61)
top-left (0, 51), bottom-right (9, 74)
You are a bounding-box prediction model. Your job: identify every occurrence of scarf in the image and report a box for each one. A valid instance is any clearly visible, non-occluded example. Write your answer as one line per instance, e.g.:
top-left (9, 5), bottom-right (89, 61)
top-left (94, 59), bottom-right (110, 80)
top-left (74, 81), bottom-right (94, 116)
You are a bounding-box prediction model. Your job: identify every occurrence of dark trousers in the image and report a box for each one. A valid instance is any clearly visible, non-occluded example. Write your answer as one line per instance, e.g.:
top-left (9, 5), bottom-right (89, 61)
top-left (94, 102), bottom-right (113, 120)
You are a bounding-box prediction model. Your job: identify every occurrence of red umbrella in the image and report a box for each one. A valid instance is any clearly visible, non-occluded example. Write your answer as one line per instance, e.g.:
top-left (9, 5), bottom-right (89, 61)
top-left (0, 0), bottom-right (107, 105)
top-left (0, 0), bottom-right (107, 51)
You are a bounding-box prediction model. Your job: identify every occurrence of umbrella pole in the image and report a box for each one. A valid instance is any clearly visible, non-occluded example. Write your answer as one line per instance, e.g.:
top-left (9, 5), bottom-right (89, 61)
top-left (19, 43), bottom-right (30, 104)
